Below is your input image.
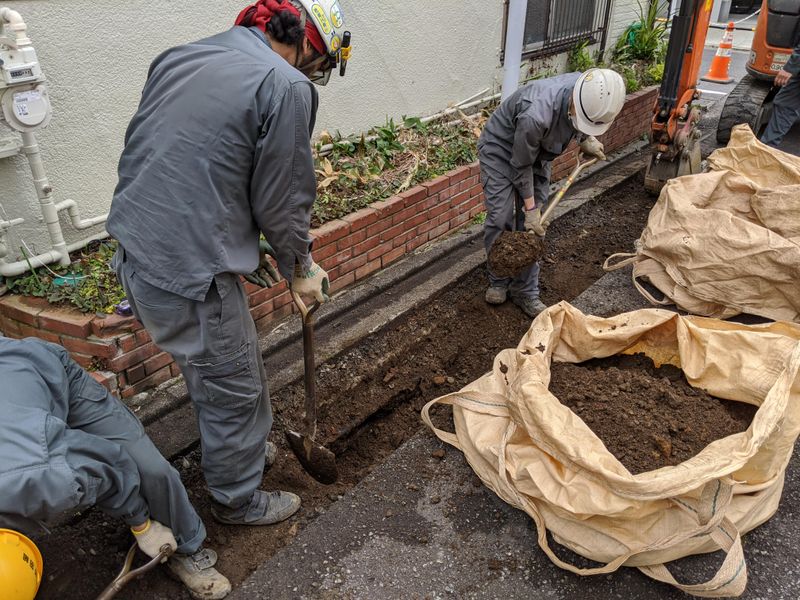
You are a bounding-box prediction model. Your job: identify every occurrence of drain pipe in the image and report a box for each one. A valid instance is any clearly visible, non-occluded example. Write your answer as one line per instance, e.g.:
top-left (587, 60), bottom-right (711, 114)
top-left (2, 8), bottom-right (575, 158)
top-left (0, 8), bottom-right (30, 46)
top-left (501, 0), bottom-right (527, 101)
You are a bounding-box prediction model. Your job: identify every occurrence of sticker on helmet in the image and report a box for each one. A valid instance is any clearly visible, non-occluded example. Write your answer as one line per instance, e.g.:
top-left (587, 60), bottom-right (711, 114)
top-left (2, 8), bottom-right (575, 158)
top-left (330, 3), bottom-right (344, 28)
top-left (584, 72), bottom-right (594, 81)
top-left (330, 35), bottom-right (341, 52)
top-left (311, 3), bottom-right (333, 35)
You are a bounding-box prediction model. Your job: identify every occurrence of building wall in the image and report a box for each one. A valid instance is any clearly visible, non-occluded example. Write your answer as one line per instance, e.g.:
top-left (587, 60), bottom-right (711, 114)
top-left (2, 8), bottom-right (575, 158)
top-left (0, 0), bottom-right (637, 264)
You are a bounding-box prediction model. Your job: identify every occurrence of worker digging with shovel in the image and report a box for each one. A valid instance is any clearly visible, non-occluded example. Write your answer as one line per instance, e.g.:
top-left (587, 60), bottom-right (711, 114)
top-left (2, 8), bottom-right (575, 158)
top-left (479, 68), bottom-right (626, 317)
top-left (103, 0), bottom-right (351, 593)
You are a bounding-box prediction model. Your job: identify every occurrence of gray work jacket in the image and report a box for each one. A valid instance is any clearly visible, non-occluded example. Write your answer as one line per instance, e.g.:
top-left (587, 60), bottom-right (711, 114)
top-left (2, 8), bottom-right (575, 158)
top-left (107, 26), bottom-right (319, 301)
top-left (479, 72), bottom-right (582, 200)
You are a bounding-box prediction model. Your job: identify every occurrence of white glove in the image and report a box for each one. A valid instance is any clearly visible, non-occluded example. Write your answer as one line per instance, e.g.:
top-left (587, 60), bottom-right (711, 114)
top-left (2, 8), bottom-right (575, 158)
top-left (524, 207), bottom-right (546, 237)
top-left (580, 136), bottom-right (606, 161)
top-left (291, 261), bottom-right (330, 303)
top-left (132, 519), bottom-right (177, 562)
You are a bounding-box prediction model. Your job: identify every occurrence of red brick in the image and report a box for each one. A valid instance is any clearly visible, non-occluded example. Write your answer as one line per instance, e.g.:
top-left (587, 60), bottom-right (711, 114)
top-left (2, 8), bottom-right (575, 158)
top-left (91, 313), bottom-right (139, 337)
top-left (19, 323), bottom-right (60, 343)
top-left (459, 175), bottom-right (479, 192)
top-left (338, 253), bottom-right (368, 276)
top-left (117, 372), bottom-right (127, 389)
top-left (126, 364), bottom-right (146, 384)
top-left (416, 219), bottom-right (438, 236)
top-left (381, 246), bottom-right (405, 267)
top-left (392, 230), bottom-right (415, 249)
top-left (329, 271), bottom-right (356, 293)
top-left (366, 216), bottom-right (393, 239)
top-left (370, 195), bottom-right (405, 219)
top-left (135, 330), bottom-right (151, 345)
top-left (428, 202), bottom-right (451, 220)
top-left (353, 235), bottom-right (383, 256)
top-left (355, 258), bottom-right (382, 280)
top-left (121, 366), bottom-right (172, 398)
top-left (448, 190), bottom-right (470, 208)
top-left (379, 222), bottom-right (406, 243)
top-left (0, 315), bottom-right (23, 337)
top-left (248, 286), bottom-right (273, 308)
top-left (0, 295), bottom-right (48, 326)
top-left (108, 342), bottom-right (159, 372)
top-left (250, 299), bottom-right (275, 322)
top-left (469, 163), bottom-right (480, 177)
top-left (367, 241), bottom-right (394, 262)
top-left (323, 248), bottom-right (354, 271)
top-left (144, 352), bottom-right (173, 376)
top-left (448, 165), bottom-right (471, 184)
top-left (60, 335), bottom-right (121, 360)
top-left (170, 363), bottom-right (182, 377)
top-left (391, 205), bottom-right (419, 226)
top-left (450, 213), bottom-right (471, 229)
top-left (273, 291), bottom-right (292, 309)
top-left (337, 228), bottom-right (368, 251)
top-left (416, 195), bottom-right (440, 212)
top-left (71, 352), bottom-right (95, 369)
top-left (38, 307), bottom-right (94, 338)
top-left (469, 206), bottom-right (485, 219)
top-left (399, 185), bottom-right (427, 207)
top-left (311, 219), bottom-right (350, 247)
top-left (406, 234), bottom-right (429, 253)
top-left (312, 241), bottom-right (341, 262)
top-left (406, 211), bottom-right (429, 230)
top-left (343, 207), bottom-right (380, 231)
top-left (90, 370), bottom-right (118, 393)
top-left (428, 223), bottom-right (449, 240)
top-left (422, 174), bottom-right (450, 195)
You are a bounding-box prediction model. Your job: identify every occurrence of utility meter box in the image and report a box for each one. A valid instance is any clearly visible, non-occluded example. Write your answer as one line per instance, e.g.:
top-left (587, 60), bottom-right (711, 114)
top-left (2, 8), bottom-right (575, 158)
top-left (1, 84), bottom-right (51, 130)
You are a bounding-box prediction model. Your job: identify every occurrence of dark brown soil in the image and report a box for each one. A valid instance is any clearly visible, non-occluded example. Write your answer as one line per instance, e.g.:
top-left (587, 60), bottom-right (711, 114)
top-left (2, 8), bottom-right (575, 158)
top-left (488, 231), bottom-right (546, 278)
top-left (34, 167), bottom-right (654, 599)
top-left (550, 354), bottom-right (757, 474)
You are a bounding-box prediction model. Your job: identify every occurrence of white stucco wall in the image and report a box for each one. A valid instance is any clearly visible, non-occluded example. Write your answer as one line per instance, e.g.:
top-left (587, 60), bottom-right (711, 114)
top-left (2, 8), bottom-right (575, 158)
top-left (0, 0), bottom-right (638, 262)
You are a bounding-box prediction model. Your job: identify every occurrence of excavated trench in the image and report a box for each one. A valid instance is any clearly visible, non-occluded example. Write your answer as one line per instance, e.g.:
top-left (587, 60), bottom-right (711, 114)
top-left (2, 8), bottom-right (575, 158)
top-left (35, 171), bottom-right (655, 600)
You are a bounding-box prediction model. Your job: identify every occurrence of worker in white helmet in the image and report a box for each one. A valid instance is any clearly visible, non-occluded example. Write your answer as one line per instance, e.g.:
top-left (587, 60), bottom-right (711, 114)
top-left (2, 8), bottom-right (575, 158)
top-left (478, 68), bottom-right (626, 317)
top-left (107, 0), bottom-right (351, 535)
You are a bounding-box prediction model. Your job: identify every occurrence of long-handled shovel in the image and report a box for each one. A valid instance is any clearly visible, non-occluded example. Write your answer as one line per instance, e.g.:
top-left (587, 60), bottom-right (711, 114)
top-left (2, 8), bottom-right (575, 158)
top-left (285, 291), bottom-right (339, 485)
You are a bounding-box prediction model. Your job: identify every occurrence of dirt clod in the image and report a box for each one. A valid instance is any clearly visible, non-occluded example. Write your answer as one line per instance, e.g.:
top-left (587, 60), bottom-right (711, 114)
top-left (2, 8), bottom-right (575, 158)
top-left (431, 449), bottom-right (446, 460)
top-left (488, 231), bottom-right (546, 278)
top-left (549, 354), bottom-right (757, 474)
top-left (432, 375), bottom-right (447, 386)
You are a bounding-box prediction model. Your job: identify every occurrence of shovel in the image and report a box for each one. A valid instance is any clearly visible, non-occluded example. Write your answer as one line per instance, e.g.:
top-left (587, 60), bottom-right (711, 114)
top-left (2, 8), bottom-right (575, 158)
top-left (285, 291), bottom-right (339, 485)
top-left (487, 154), bottom-right (599, 278)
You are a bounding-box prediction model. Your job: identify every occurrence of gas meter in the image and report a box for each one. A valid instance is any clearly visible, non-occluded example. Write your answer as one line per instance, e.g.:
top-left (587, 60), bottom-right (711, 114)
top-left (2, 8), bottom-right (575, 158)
top-left (0, 10), bottom-right (51, 132)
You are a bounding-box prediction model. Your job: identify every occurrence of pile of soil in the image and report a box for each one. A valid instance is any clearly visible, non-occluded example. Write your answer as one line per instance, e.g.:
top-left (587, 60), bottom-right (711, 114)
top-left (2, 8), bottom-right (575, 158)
top-left (34, 164), bottom-right (655, 599)
top-left (488, 231), bottom-right (546, 277)
top-left (550, 354), bottom-right (758, 474)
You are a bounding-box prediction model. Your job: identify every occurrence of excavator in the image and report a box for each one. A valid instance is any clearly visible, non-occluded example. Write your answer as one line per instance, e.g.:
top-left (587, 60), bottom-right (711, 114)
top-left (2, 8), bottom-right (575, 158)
top-left (645, 0), bottom-right (799, 193)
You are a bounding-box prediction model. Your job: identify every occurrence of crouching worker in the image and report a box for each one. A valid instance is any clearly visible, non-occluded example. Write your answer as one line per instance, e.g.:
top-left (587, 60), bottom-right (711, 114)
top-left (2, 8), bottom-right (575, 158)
top-left (478, 68), bottom-right (626, 317)
top-left (0, 336), bottom-right (230, 599)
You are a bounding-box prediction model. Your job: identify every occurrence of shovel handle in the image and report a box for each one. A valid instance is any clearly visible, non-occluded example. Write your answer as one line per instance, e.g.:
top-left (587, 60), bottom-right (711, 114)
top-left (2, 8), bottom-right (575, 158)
top-left (540, 154), bottom-right (598, 225)
top-left (291, 291), bottom-right (321, 439)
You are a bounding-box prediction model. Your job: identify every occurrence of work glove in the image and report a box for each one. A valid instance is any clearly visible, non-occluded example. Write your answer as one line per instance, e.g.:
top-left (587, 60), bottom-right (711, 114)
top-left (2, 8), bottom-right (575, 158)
top-left (291, 261), bottom-right (330, 304)
top-left (132, 519), bottom-right (177, 562)
top-left (244, 239), bottom-right (281, 288)
top-left (524, 207), bottom-right (546, 237)
top-left (579, 136), bottom-right (606, 161)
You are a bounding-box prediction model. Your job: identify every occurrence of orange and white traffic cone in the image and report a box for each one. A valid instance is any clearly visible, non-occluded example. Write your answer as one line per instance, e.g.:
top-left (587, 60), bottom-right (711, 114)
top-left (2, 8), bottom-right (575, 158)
top-left (702, 22), bottom-right (735, 84)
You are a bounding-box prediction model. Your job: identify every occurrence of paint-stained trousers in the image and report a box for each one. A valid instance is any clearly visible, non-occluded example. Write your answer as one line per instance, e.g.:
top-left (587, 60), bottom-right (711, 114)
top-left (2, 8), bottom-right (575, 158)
top-left (761, 74), bottom-right (800, 147)
top-left (114, 249), bottom-right (271, 512)
top-left (480, 161), bottom-right (551, 299)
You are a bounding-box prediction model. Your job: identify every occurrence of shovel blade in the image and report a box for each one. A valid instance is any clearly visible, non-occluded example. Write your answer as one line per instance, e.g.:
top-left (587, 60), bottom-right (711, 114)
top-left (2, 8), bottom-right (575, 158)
top-left (286, 430), bottom-right (339, 485)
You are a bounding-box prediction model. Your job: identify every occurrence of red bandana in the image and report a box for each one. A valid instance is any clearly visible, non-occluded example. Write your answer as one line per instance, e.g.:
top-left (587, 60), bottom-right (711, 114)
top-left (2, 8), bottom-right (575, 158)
top-left (235, 0), bottom-right (326, 55)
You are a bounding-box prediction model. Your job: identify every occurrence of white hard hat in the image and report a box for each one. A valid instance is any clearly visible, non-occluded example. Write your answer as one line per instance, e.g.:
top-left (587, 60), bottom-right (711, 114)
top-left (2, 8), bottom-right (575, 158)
top-left (295, 0), bottom-right (352, 85)
top-left (571, 68), bottom-right (626, 136)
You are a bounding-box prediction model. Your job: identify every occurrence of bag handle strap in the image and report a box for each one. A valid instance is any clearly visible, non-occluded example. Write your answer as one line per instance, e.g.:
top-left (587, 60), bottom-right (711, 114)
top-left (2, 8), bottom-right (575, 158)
top-left (420, 390), bottom-right (511, 451)
top-left (632, 270), bottom-right (672, 306)
top-left (603, 252), bottom-right (639, 271)
top-left (638, 518), bottom-right (747, 597)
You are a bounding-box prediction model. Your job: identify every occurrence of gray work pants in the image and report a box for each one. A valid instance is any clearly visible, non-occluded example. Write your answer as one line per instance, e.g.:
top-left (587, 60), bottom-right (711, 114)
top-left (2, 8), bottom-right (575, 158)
top-left (480, 162), bottom-right (550, 299)
top-left (114, 250), bottom-right (271, 511)
top-left (0, 368), bottom-right (205, 555)
top-left (761, 75), bottom-right (800, 147)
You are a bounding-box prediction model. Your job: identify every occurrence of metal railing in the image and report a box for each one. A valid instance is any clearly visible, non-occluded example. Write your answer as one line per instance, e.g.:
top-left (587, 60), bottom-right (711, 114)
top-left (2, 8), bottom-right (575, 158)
top-left (502, 0), bottom-right (615, 61)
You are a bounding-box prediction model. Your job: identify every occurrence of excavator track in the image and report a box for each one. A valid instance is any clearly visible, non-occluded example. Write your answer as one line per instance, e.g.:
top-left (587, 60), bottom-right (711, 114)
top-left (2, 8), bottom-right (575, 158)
top-left (716, 74), bottom-right (774, 144)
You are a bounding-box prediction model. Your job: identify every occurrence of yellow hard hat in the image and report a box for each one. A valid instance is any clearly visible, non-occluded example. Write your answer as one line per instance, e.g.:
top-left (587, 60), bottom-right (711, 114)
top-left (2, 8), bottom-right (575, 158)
top-left (0, 529), bottom-right (43, 600)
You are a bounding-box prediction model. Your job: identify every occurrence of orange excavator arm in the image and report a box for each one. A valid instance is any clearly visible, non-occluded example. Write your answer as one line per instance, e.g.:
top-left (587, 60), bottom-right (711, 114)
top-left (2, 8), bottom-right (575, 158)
top-left (645, 0), bottom-right (713, 193)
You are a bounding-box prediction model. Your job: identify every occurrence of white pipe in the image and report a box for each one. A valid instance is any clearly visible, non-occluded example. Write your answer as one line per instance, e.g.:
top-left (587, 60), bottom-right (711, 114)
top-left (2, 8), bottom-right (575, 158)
top-left (501, 0), bottom-right (527, 101)
top-left (0, 229), bottom-right (108, 277)
top-left (54, 200), bottom-right (109, 230)
top-left (0, 8), bottom-right (30, 46)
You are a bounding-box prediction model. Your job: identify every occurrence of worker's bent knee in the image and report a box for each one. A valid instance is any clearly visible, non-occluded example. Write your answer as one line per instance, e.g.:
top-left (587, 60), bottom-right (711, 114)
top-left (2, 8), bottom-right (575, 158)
top-left (188, 342), bottom-right (263, 408)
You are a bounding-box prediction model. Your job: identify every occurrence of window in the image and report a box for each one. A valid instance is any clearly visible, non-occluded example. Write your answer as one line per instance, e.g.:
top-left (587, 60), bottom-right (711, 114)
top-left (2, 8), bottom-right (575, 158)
top-left (503, 0), bottom-right (614, 60)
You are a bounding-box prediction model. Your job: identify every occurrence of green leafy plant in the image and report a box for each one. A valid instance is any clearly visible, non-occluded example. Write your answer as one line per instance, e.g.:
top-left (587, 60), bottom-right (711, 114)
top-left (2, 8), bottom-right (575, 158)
top-left (472, 211), bottom-right (487, 225)
top-left (568, 41), bottom-right (598, 72)
top-left (614, 0), bottom-right (668, 63)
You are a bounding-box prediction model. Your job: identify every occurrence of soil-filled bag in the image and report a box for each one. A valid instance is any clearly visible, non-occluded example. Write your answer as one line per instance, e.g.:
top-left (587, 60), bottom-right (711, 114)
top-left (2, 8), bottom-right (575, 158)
top-left (422, 302), bottom-right (800, 597)
top-left (605, 125), bottom-right (800, 322)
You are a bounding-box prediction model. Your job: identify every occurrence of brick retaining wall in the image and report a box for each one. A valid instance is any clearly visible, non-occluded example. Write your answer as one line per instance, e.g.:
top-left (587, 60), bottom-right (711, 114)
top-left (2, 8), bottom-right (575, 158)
top-left (0, 86), bottom-right (658, 397)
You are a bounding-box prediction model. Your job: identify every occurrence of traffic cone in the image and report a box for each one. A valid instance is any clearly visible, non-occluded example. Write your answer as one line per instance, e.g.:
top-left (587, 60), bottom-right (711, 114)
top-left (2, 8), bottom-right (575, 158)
top-left (702, 22), bottom-right (735, 84)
